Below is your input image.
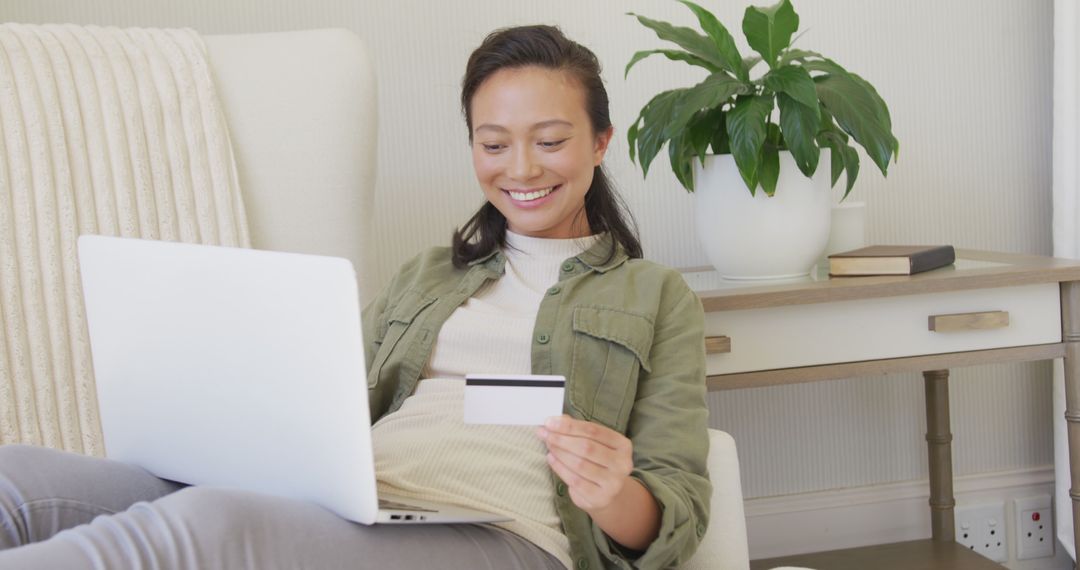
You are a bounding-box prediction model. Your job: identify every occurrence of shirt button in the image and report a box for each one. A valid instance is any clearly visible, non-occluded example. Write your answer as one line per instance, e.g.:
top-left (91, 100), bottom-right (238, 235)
top-left (697, 523), bottom-right (707, 537)
top-left (562, 261), bottom-right (575, 272)
top-left (576, 559), bottom-right (589, 570)
top-left (547, 286), bottom-right (561, 295)
top-left (536, 333), bottom-right (550, 344)
top-left (556, 482), bottom-right (567, 496)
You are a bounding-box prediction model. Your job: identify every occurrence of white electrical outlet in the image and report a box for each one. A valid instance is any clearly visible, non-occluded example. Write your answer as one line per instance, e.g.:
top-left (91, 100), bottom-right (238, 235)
top-left (1015, 495), bottom-right (1054, 560)
top-left (955, 502), bottom-right (1008, 562)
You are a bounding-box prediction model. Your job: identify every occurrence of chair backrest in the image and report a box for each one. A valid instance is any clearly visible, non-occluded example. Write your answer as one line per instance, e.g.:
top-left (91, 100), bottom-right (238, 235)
top-left (683, 429), bottom-right (751, 570)
top-left (0, 25), bottom-right (378, 454)
top-left (204, 29), bottom-right (377, 301)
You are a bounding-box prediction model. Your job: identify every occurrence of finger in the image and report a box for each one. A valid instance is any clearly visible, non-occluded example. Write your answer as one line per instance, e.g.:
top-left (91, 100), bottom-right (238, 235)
top-left (543, 429), bottom-right (619, 470)
top-left (547, 450), bottom-right (604, 492)
top-left (547, 446), bottom-right (611, 486)
top-left (544, 416), bottom-right (622, 450)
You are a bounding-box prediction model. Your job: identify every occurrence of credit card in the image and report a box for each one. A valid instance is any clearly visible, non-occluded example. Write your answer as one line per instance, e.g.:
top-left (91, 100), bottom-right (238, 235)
top-left (463, 374), bottom-right (566, 425)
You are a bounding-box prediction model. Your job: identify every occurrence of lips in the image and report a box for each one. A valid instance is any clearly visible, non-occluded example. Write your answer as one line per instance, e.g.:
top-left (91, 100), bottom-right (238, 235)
top-left (504, 184), bottom-right (561, 203)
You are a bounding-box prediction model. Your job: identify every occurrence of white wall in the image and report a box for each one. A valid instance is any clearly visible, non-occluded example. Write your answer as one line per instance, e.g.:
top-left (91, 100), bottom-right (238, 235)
top-left (0, 0), bottom-right (1055, 499)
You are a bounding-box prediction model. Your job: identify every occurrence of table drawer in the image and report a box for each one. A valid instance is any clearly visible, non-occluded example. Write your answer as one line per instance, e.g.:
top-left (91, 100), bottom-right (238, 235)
top-left (704, 283), bottom-right (1062, 376)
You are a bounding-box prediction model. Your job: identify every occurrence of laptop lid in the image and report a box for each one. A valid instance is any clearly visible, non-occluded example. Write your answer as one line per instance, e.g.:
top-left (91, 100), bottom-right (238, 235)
top-left (77, 235), bottom-right (379, 524)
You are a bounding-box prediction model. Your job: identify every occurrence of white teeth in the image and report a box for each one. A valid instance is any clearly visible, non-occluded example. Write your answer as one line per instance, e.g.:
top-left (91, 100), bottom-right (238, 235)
top-left (507, 186), bottom-right (556, 201)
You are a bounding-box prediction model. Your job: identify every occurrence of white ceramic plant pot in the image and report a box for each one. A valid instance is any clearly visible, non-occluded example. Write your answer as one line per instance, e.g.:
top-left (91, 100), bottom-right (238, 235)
top-left (693, 150), bottom-right (832, 280)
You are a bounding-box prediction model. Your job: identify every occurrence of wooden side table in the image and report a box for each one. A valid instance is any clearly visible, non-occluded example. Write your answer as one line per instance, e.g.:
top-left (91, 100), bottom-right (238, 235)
top-left (685, 250), bottom-right (1080, 569)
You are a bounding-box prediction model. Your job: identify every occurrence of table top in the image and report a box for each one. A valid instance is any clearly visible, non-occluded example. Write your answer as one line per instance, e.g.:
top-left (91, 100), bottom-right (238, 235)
top-left (749, 539), bottom-right (1005, 570)
top-left (685, 249), bottom-right (1080, 311)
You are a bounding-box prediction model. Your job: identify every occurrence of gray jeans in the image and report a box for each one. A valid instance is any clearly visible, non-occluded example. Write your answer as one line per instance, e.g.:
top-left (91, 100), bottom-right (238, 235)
top-left (0, 445), bottom-right (566, 570)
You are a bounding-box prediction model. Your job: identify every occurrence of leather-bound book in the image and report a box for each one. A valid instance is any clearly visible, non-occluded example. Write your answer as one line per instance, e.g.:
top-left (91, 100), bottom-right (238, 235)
top-left (828, 245), bottom-right (956, 276)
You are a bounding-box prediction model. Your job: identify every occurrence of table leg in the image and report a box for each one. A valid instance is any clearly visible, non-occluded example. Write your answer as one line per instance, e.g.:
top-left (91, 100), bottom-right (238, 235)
top-left (924, 369), bottom-right (955, 542)
top-left (1061, 282), bottom-right (1080, 569)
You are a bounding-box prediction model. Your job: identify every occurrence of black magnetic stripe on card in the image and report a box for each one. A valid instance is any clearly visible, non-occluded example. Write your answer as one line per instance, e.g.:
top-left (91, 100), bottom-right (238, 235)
top-left (465, 379), bottom-right (565, 388)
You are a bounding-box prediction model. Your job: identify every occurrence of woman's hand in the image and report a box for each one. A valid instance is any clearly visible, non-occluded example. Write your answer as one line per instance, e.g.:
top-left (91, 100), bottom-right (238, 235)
top-left (538, 415), bottom-right (661, 552)
top-left (536, 415), bottom-right (634, 514)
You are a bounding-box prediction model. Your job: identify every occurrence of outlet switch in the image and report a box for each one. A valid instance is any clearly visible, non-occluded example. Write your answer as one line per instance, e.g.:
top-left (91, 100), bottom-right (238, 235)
top-left (1015, 495), bottom-right (1054, 560)
top-left (955, 502), bottom-right (1007, 562)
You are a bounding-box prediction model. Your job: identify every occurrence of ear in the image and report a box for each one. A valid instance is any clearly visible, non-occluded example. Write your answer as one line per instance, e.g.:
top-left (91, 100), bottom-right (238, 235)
top-left (593, 126), bottom-right (614, 166)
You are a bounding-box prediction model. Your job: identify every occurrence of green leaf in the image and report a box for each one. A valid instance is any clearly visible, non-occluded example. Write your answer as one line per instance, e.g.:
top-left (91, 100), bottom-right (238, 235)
top-left (758, 124), bottom-right (781, 196)
top-left (710, 113), bottom-right (730, 155)
top-left (742, 0), bottom-right (799, 69)
top-left (666, 72), bottom-right (750, 138)
top-left (625, 49), bottom-right (719, 79)
top-left (817, 108), bottom-right (849, 187)
top-left (676, 0), bottom-right (746, 81)
top-left (743, 55), bottom-right (762, 75)
top-left (838, 142), bottom-right (860, 199)
top-left (776, 92), bottom-right (820, 177)
top-left (726, 95), bottom-right (773, 192)
top-left (849, 72), bottom-right (898, 156)
top-left (765, 121), bottom-right (783, 146)
top-left (628, 13), bottom-right (728, 72)
top-left (829, 137), bottom-right (844, 186)
top-left (634, 89), bottom-right (686, 178)
top-left (816, 130), bottom-right (844, 187)
top-left (815, 74), bottom-right (897, 176)
top-left (787, 54), bottom-right (881, 128)
top-left (627, 118), bottom-right (640, 163)
top-left (668, 131), bottom-right (696, 191)
top-left (780, 49), bottom-right (898, 157)
top-left (778, 48), bottom-right (819, 68)
top-left (687, 108), bottom-right (720, 166)
top-left (763, 65), bottom-right (819, 112)
top-left (817, 106), bottom-right (845, 138)
top-left (818, 131), bottom-right (861, 198)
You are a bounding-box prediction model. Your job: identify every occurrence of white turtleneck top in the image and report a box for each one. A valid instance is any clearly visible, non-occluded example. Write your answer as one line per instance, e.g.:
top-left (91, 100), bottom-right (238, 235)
top-left (371, 231), bottom-right (601, 569)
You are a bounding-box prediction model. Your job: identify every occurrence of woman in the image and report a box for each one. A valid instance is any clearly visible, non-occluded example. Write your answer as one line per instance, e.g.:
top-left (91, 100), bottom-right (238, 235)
top-left (0, 25), bottom-right (709, 570)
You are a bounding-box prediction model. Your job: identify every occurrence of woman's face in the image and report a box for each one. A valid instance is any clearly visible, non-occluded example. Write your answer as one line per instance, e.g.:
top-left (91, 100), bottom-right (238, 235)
top-left (469, 66), bottom-right (613, 239)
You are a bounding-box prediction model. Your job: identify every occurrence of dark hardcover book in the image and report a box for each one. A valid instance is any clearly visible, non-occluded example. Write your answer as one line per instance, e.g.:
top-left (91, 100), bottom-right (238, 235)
top-left (828, 245), bottom-right (956, 276)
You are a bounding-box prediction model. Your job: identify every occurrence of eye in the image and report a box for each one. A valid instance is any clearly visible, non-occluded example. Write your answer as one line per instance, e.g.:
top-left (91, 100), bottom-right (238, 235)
top-left (539, 139), bottom-right (567, 149)
top-left (480, 143), bottom-right (506, 153)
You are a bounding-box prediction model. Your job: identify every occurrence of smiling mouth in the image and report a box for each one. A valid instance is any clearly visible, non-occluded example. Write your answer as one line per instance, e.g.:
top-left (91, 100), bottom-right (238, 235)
top-left (504, 184), bottom-right (561, 202)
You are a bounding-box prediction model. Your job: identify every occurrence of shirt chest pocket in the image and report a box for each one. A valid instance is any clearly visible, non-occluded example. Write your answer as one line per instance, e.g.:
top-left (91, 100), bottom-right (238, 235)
top-left (568, 307), bottom-right (654, 432)
top-left (369, 291), bottom-right (435, 388)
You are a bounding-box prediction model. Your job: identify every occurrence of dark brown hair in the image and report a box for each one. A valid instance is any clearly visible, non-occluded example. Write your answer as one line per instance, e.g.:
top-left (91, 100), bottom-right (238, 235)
top-left (452, 25), bottom-right (642, 268)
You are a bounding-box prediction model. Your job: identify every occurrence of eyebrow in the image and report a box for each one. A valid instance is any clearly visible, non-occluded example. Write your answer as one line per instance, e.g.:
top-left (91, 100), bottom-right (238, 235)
top-left (473, 119), bottom-right (574, 134)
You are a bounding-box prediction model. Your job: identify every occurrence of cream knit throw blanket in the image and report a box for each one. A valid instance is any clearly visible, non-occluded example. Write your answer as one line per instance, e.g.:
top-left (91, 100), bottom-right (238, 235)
top-left (0, 24), bottom-right (250, 455)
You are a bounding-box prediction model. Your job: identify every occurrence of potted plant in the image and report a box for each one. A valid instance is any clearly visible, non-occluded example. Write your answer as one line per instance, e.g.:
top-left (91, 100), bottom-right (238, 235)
top-left (626, 0), bottom-right (898, 279)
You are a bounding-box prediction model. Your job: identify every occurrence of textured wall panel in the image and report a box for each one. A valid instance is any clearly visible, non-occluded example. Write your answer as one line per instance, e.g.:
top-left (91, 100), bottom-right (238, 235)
top-left (709, 363), bottom-right (1054, 498)
top-left (0, 0), bottom-right (1055, 497)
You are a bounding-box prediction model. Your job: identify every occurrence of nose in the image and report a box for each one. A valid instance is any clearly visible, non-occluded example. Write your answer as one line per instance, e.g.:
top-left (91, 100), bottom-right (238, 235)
top-left (509, 146), bottom-right (542, 182)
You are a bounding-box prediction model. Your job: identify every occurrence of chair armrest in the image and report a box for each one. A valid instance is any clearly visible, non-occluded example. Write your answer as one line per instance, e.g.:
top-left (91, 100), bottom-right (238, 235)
top-left (681, 429), bottom-right (750, 570)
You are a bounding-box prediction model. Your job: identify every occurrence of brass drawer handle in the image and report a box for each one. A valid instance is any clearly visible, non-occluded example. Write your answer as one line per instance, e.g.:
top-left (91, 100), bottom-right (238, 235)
top-left (928, 311), bottom-right (1010, 332)
top-left (705, 336), bottom-right (731, 354)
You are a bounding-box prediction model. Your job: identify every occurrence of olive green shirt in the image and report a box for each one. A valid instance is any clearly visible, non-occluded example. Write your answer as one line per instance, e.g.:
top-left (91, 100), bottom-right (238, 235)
top-left (362, 236), bottom-right (710, 570)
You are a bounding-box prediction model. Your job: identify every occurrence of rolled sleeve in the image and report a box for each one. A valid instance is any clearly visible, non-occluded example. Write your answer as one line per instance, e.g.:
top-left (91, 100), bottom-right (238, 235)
top-left (593, 285), bottom-right (712, 568)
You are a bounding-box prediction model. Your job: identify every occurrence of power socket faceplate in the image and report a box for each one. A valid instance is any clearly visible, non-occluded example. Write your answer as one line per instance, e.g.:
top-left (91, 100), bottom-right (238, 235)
top-left (1015, 495), bottom-right (1054, 560)
top-left (955, 502), bottom-right (1007, 562)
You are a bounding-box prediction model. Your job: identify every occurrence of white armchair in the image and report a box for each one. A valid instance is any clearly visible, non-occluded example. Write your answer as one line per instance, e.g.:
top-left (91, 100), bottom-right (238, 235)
top-left (683, 429), bottom-right (751, 569)
top-left (686, 431), bottom-right (814, 570)
top-left (204, 28), bottom-right (377, 301)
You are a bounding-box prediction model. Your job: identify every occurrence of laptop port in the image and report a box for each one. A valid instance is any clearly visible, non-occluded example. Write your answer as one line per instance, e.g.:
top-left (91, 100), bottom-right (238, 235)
top-left (390, 515), bottom-right (401, 521)
top-left (404, 515), bottom-right (414, 521)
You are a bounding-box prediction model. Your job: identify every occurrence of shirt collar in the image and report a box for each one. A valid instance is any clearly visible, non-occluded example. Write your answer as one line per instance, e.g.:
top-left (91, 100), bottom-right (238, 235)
top-left (575, 232), bottom-right (628, 273)
top-left (468, 248), bottom-right (505, 273)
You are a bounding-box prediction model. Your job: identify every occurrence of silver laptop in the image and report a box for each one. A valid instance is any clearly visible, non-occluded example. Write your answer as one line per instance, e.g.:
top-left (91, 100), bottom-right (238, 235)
top-left (77, 235), bottom-right (508, 525)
